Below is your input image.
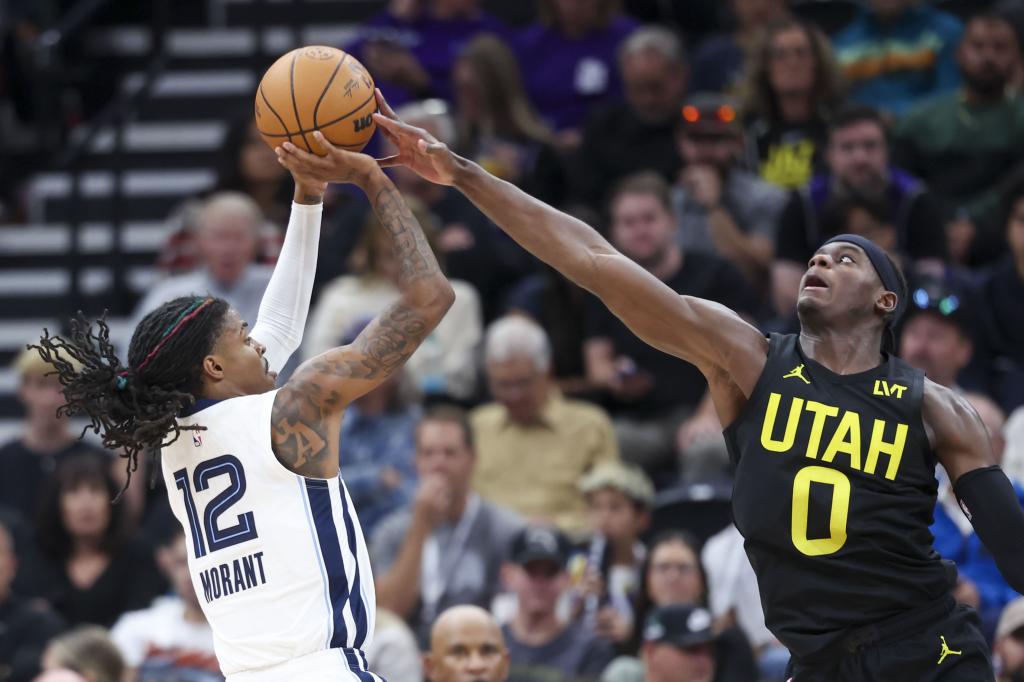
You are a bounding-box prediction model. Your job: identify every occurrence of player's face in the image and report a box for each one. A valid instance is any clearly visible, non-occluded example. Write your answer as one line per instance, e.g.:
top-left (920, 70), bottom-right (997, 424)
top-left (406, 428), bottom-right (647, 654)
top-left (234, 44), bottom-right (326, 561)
top-left (959, 19), bottom-right (1018, 97)
top-left (643, 642), bottom-right (715, 682)
top-left (768, 26), bottom-right (815, 96)
top-left (611, 192), bottom-right (675, 268)
top-left (797, 243), bottom-right (890, 322)
top-left (198, 211), bottom-right (258, 286)
top-left (427, 618), bottom-right (510, 682)
top-left (61, 480), bottom-right (111, 540)
top-left (647, 541), bottom-right (703, 606)
top-left (209, 309), bottom-right (277, 396)
top-left (18, 371), bottom-right (66, 423)
top-left (827, 121), bottom-right (887, 192)
top-left (1007, 198), bottom-right (1024, 262)
top-left (587, 489), bottom-right (648, 545)
top-left (898, 314), bottom-right (972, 388)
top-left (416, 420), bottom-right (475, 495)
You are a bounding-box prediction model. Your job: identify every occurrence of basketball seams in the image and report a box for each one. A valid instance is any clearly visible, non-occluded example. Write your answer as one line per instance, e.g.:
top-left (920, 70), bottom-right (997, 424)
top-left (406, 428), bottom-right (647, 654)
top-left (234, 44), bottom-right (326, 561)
top-left (312, 52), bottom-right (349, 133)
top-left (288, 50), bottom-right (313, 153)
top-left (259, 86), bottom-right (293, 146)
top-left (256, 89), bottom-right (376, 138)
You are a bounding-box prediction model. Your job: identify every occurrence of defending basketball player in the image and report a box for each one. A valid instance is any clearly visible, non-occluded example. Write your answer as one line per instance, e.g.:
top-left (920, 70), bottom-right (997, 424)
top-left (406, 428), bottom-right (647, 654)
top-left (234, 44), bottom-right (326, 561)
top-left (279, 92), bottom-right (1024, 681)
top-left (33, 130), bottom-right (454, 680)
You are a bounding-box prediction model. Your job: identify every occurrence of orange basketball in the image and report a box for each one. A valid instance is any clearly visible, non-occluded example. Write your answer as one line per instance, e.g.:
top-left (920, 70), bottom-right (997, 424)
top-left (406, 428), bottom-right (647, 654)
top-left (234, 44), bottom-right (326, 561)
top-left (255, 45), bottom-right (377, 156)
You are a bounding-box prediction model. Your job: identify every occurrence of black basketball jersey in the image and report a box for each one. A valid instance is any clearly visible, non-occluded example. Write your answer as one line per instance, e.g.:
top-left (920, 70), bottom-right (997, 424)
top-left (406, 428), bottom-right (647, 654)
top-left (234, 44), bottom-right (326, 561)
top-left (725, 333), bottom-right (956, 660)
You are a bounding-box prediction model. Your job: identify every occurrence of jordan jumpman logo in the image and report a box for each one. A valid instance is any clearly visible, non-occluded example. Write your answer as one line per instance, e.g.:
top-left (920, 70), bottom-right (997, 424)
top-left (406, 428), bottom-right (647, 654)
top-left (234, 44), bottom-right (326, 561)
top-left (937, 635), bottom-right (962, 665)
top-left (783, 364), bottom-right (811, 385)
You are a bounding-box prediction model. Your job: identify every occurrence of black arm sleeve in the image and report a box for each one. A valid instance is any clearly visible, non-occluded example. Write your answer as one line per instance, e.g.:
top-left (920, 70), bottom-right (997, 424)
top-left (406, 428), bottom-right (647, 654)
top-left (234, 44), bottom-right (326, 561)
top-left (954, 465), bottom-right (1024, 595)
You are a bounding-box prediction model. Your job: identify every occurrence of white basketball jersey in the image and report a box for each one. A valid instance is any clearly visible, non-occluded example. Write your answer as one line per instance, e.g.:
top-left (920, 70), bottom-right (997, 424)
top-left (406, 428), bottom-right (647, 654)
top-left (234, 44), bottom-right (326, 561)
top-left (161, 389), bottom-right (376, 676)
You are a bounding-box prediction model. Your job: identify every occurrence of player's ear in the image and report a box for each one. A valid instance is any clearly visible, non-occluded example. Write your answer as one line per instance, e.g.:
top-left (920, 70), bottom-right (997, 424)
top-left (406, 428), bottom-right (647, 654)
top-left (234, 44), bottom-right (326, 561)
top-left (876, 290), bottom-right (897, 317)
top-left (202, 354), bottom-right (226, 382)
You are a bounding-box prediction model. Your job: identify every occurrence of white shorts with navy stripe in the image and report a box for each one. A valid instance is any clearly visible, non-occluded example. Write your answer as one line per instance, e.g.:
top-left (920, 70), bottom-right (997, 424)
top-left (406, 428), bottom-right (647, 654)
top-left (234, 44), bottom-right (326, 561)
top-left (225, 647), bottom-right (386, 682)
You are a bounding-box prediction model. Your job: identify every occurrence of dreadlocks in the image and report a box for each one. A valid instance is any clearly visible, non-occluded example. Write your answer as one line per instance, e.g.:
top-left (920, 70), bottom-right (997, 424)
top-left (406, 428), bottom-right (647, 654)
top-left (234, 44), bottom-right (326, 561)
top-left (31, 296), bottom-right (230, 498)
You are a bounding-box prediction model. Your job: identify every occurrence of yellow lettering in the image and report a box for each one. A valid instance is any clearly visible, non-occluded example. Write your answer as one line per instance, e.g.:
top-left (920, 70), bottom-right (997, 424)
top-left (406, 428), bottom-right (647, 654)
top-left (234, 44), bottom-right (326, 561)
top-left (891, 384), bottom-right (907, 399)
top-left (803, 401), bottom-right (839, 460)
top-left (822, 410), bottom-right (862, 471)
top-left (873, 380), bottom-right (884, 396)
top-left (864, 419), bottom-right (908, 480)
top-left (761, 393), bottom-right (804, 452)
top-left (791, 465), bottom-right (851, 556)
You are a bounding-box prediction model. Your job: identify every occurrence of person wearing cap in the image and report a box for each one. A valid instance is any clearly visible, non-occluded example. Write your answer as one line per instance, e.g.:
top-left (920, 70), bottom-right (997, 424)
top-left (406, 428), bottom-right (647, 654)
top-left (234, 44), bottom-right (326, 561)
top-left (374, 83), bottom-right (1024, 681)
top-left (898, 275), bottom-right (977, 392)
top-left (996, 597), bottom-right (1024, 681)
top-left (672, 92), bottom-right (786, 287)
top-left (571, 462), bottom-right (654, 646)
top-left (583, 172), bottom-right (759, 479)
top-left (601, 604), bottom-right (718, 682)
top-left (501, 525), bottom-right (616, 682)
top-left (0, 348), bottom-right (110, 525)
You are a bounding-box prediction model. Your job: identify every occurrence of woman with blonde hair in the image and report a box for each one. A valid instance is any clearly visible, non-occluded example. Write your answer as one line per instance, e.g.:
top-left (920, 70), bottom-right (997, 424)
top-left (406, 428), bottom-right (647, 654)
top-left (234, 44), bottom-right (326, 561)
top-left (41, 626), bottom-right (125, 682)
top-left (452, 34), bottom-right (567, 205)
top-left (739, 18), bottom-right (846, 189)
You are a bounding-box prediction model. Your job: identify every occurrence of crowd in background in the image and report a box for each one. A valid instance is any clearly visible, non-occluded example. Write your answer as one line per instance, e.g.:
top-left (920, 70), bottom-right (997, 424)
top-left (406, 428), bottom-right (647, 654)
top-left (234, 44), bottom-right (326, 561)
top-left (4, 0), bottom-right (1024, 680)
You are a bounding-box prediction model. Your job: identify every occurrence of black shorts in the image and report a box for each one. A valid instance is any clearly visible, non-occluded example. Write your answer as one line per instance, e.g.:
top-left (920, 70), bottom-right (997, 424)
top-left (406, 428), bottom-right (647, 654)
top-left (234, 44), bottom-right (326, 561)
top-left (786, 598), bottom-right (993, 682)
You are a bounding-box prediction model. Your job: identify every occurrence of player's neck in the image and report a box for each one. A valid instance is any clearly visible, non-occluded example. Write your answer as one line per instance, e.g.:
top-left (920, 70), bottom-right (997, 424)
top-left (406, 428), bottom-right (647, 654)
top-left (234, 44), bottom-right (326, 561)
top-left (512, 610), bottom-right (563, 645)
top-left (798, 326), bottom-right (883, 375)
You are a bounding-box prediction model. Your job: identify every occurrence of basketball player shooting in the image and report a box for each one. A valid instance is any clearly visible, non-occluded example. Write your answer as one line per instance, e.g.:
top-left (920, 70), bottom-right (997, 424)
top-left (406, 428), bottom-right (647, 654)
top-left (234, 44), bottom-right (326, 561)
top-left (32, 126), bottom-right (454, 681)
top-left (284, 92), bottom-right (1024, 681)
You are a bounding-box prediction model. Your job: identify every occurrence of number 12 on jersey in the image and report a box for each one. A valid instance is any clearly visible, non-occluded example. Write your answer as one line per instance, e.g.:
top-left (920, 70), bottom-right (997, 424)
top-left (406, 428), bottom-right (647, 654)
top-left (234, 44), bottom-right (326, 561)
top-left (791, 465), bottom-right (851, 557)
top-left (174, 454), bottom-right (259, 558)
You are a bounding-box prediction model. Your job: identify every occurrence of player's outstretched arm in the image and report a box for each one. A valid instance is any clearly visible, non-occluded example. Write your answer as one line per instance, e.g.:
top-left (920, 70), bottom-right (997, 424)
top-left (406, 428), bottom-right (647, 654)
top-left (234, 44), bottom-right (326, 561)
top-left (372, 93), bottom-right (766, 389)
top-left (270, 136), bottom-right (455, 477)
top-left (926, 381), bottom-right (1024, 595)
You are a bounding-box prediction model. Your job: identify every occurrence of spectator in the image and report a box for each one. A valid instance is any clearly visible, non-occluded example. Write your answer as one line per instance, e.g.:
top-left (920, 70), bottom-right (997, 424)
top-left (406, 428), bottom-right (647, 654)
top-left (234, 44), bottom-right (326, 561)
top-left (770, 105), bottom-right (947, 319)
top-left (673, 92), bottom-right (786, 286)
top-left (702, 524), bottom-right (788, 680)
top-left (305, 203), bottom-right (482, 400)
top-left (899, 276), bottom-right (976, 391)
top-left (338, 331), bottom-right (421, 535)
top-left (109, 529), bottom-right (221, 681)
top-left (157, 119), bottom-right (288, 276)
top-left (0, 348), bottom-right (109, 525)
top-left (25, 456), bottom-right (165, 628)
top-left (996, 598), bottom-right (1024, 682)
top-left (931, 393), bottom-right (1024, 639)
top-left (472, 316), bottom-right (620, 537)
top-left (833, 0), bottom-right (963, 116)
top-left (611, 531), bottom-right (757, 682)
top-left (372, 407), bottom-right (524, 646)
top-left (740, 18), bottom-right (845, 190)
top-left (571, 462), bottom-right (654, 648)
top-left (584, 173), bottom-right (758, 479)
top-left (348, 0), bottom-right (507, 108)
top-left (501, 526), bottom-right (616, 681)
top-left (895, 12), bottom-right (1024, 265)
top-left (515, 0), bottom-right (639, 145)
top-left (604, 604), bottom-right (722, 682)
top-left (0, 513), bottom-right (64, 682)
top-left (368, 610), bottom-right (424, 682)
top-left (690, 0), bottom-right (791, 94)
top-left (573, 26), bottom-right (688, 205)
top-left (131, 192), bottom-right (272, 337)
top-left (452, 34), bottom-right (567, 206)
top-left (40, 626), bottom-right (124, 682)
top-left (978, 176), bottom-right (1024, 412)
top-left (425, 604), bottom-right (510, 682)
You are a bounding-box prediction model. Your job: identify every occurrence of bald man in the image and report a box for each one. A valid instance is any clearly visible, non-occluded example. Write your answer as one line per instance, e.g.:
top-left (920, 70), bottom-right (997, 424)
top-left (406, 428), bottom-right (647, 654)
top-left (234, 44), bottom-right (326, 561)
top-left (425, 605), bottom-right (510, 682)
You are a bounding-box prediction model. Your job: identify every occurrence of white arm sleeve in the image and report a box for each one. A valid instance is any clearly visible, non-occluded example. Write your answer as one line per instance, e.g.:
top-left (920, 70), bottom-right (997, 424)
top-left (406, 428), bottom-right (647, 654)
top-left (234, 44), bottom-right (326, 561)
top-left (250, 201), bottom-right (322, 372)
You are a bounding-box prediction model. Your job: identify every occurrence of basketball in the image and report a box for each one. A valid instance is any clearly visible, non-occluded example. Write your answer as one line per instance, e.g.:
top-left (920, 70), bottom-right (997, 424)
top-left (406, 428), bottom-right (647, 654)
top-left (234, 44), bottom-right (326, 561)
top-left (255, 45), bottom-right (377, 156)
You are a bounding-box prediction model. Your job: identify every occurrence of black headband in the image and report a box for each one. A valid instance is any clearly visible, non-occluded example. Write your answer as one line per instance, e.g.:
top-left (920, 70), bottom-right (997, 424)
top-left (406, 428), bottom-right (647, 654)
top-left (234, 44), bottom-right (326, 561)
top-left (822, 233), bottom-right (905, 323)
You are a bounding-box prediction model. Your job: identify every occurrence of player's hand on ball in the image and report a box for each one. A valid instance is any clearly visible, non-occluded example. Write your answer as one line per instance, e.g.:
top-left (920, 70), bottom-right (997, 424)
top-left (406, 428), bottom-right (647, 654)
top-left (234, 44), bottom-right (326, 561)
top-left (275, 131), bottom-right (380, 188)
top-left (373, 89), bottom-right (459, 186)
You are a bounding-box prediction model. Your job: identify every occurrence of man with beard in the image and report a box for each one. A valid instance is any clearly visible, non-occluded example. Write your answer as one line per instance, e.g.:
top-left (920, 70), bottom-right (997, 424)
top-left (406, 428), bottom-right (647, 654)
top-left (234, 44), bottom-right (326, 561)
top-left (770, 105), bottom-right (946, 319)
top-left (424, 605), bottom-right (509, 682)
top-left (895, 12), bottom-right (1024, 265)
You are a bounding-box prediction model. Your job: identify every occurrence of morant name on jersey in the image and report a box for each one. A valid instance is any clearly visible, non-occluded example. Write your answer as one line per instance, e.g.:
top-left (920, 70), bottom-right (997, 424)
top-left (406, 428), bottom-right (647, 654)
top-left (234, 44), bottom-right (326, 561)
top-left (198, 551), bottom-right (267, 604)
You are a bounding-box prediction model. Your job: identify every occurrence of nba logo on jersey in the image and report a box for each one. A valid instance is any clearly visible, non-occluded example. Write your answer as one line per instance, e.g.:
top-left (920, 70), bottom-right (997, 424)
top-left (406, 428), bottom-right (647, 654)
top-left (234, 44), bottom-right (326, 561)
top-left (193, 432), bottom-right (203, 447)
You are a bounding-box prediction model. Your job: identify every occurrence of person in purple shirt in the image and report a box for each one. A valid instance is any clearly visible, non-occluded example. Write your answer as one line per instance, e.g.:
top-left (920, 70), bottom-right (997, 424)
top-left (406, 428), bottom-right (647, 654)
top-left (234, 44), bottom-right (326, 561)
top-left (346, 0), bottom-right (508, 108)
top-left (514, 0), bottom-right (638, 148)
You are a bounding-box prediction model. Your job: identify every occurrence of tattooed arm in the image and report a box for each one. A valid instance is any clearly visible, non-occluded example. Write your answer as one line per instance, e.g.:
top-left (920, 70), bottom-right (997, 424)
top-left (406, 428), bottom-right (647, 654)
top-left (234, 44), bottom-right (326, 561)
top-left (270, 132), bottom-right (455, 477)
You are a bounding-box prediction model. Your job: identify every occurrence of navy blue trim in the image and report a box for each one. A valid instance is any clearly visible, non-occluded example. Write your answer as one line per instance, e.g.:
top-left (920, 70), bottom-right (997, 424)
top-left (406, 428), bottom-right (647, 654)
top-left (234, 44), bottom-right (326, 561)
top-left (304, 479), bottom-right (351, 649)
top-left (338, 485), bottom-right (369, 648)
top-left (180, 398), bottom-right (223, 417)
top-left (343, 649), bottom-right (382, 681)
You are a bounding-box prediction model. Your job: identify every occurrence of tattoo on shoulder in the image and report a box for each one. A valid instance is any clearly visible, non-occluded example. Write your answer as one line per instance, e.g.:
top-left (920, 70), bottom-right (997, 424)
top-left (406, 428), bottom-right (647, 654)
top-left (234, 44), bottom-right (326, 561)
top-left (270, 381), bottom-right (336, 476)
